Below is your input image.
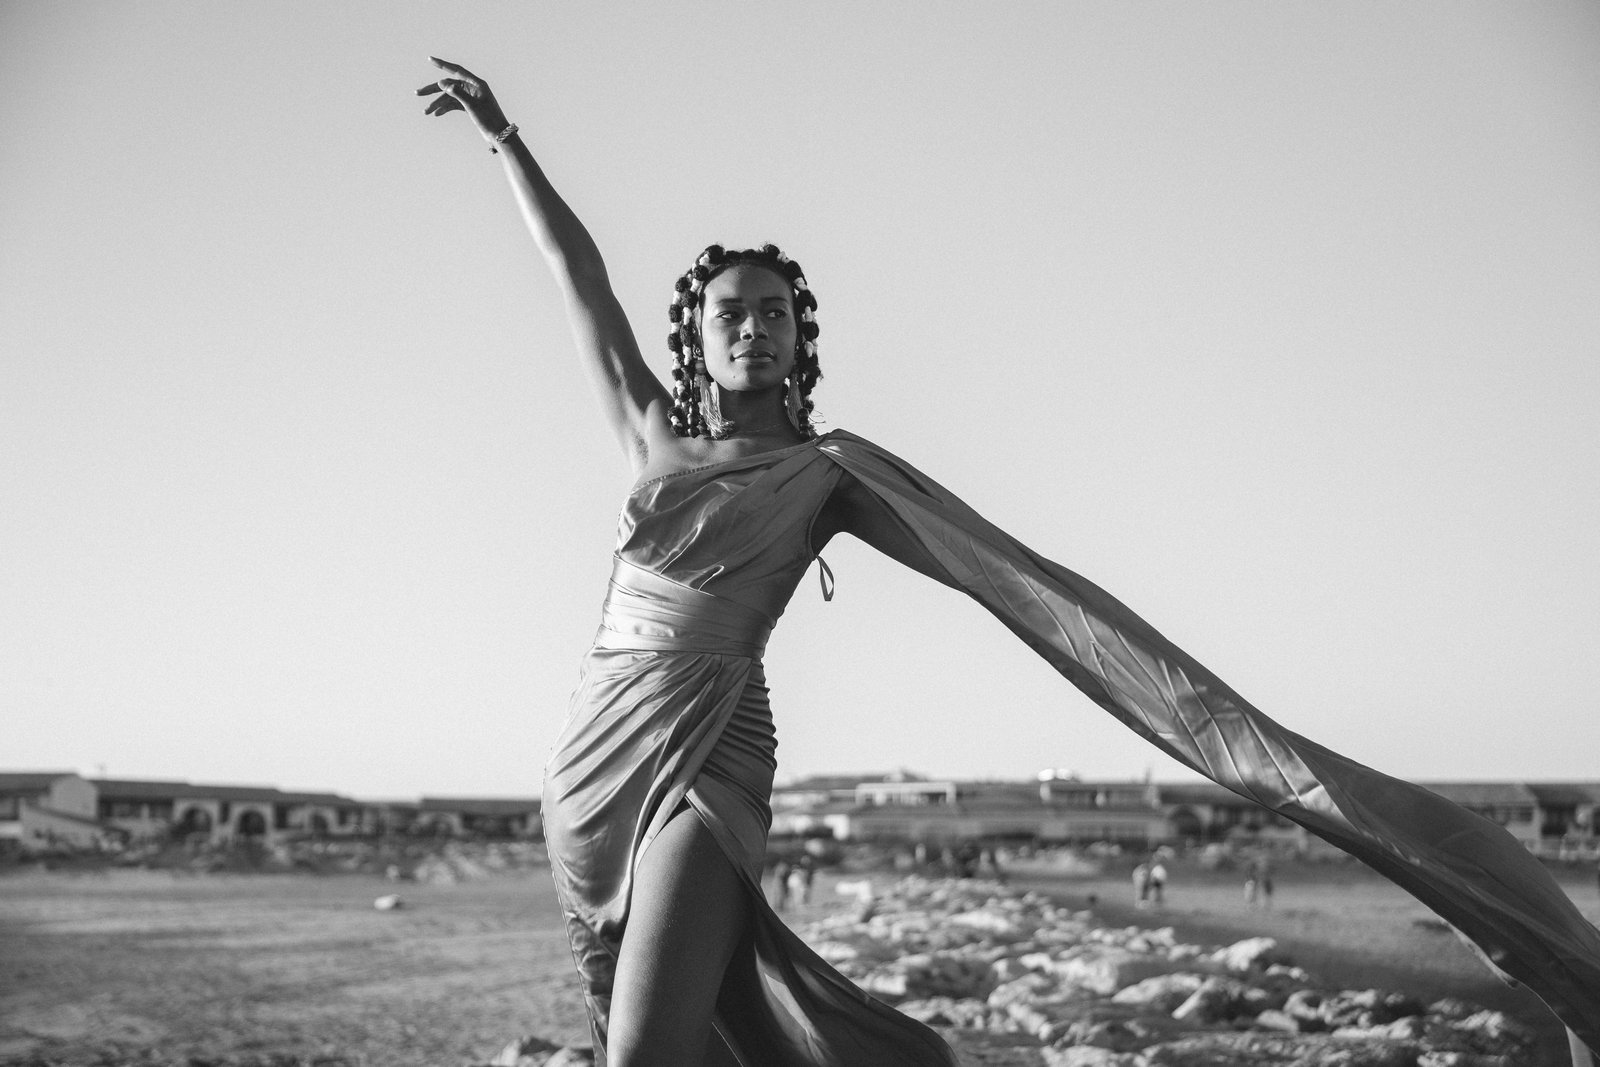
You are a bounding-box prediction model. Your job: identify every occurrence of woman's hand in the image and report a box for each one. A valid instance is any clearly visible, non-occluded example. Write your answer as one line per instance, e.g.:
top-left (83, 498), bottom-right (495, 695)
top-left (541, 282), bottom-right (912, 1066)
top-left (416, 57), bottom-right (510, 141)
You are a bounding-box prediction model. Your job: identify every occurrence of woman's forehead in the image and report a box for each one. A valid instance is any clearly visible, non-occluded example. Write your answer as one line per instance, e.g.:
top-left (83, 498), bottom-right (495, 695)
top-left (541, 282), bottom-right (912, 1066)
top-left (703, 264), bottom-right (790, 302)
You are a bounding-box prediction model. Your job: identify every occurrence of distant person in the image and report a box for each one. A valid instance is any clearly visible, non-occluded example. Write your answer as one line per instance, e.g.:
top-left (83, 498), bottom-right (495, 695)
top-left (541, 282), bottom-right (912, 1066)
top-left (1147, 854), bottom-right (1168, 906)
top-left (1245, 854), bottom-right (1274, 908)
top-left (787, 856), bottom-right (814, 907)
top-left (419, 56), bottom-right (1600, 1062)
top-left (1132, 861), bottom-right (1151, 907)
top-left (770, 859), bottom-right (792, 911)
top-left (983, 844), bottom-right (1007, 885)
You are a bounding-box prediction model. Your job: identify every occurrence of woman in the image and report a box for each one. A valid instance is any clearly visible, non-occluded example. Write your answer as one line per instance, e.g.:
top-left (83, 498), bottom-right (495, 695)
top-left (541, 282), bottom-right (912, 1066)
top-left (417, 60), bottom-right (1600, 1066)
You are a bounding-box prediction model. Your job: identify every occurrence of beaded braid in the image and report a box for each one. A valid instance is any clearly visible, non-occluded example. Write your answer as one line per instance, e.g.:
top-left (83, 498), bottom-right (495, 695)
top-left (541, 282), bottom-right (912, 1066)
top-left (666, 243), bottom-right (822, 439)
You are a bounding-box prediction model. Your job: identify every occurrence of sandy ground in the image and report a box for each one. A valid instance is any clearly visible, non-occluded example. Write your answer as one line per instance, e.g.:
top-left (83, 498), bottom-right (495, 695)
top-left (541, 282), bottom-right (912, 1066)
top-left (0, 868), bottom-right (589, 1066)
top-left (1, 859), bottom-right (1595, 1066)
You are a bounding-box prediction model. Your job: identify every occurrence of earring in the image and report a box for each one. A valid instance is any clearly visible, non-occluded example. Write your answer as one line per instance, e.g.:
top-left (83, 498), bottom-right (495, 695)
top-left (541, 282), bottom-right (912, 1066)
top-left (785, 376), bottom-right (806, 434)
top-left (697, 365), bottom-right (732, 439)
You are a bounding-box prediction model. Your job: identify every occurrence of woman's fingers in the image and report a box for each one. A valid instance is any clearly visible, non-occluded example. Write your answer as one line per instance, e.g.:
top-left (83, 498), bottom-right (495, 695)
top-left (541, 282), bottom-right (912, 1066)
top-left (429, 56), bottom-right (479, 82)
top-left (418, 57), bottom-right (491, 120)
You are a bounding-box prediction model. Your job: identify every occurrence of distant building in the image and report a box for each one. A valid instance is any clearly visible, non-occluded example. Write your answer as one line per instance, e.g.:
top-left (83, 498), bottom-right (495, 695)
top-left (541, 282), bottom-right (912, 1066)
top-left (416, 797), bottom-right (543, 839)
top-left (91, 779), bottom-right (370, 846)
top-left (0, 772), bottom-right (115, 853)
top-left (769, 771), bottom-right (1600, 855)
top-left (4, 767), bottom-right (1596, 857)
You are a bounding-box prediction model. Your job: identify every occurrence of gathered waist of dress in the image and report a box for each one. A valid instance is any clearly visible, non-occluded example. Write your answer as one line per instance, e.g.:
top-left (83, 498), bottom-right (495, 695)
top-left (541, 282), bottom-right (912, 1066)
top-left (593, 556), bottom-right (775, 659)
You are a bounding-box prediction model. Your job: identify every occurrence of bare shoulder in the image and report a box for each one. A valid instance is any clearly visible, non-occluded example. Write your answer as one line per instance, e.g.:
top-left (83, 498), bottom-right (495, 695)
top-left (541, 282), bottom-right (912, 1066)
top-left (630, 421), bottom-right (817, 489)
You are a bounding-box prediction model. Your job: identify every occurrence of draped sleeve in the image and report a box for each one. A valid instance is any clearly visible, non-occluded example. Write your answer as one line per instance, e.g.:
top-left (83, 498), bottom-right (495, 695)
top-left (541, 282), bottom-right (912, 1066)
top-left (817, 429), bottom-right (1600, 1054)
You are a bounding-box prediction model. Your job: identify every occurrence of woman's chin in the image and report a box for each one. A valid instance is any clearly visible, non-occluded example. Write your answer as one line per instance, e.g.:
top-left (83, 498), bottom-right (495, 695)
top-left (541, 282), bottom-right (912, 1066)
top-left (720, 378), bottom-right (785, 395)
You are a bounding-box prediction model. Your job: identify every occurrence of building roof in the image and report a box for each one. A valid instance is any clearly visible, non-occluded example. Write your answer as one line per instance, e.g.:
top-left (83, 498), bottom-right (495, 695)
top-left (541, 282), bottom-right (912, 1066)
top-left (0, 771), bottom-right (81, 793)
top-left (419, 797), bottom-right (542, 816)
top-left (955, 782), bottom-right (1045, 810)
top-left (92, 779), bottom-right (355, 805)
top-left (1156, 781), bottom-right (1244, 805)
top-left (776, 774), bottom-right (894, 794)
top-left (277, 791), bottom-right (359, 806)
top-left (1525, 782), bottom-right (1600, 806)
top-left (1420, 781), bottom-right (1538, 806)
top-left (91, 778), bottom-right (198, 799)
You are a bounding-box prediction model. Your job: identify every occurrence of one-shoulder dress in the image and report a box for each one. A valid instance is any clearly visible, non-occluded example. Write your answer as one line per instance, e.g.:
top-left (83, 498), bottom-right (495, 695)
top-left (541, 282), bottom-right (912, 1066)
top-left (541, 430), bottom-right (1600, 1063)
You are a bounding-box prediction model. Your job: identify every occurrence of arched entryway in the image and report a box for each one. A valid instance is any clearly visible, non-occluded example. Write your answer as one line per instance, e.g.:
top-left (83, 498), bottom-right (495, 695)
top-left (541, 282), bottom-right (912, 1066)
top-left (175, 807), bottom-right (213, 835)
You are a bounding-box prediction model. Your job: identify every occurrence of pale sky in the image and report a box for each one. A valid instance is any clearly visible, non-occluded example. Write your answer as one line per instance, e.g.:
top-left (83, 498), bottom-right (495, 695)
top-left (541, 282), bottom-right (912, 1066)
top-left (3, 2), bottom-right (1597, 799)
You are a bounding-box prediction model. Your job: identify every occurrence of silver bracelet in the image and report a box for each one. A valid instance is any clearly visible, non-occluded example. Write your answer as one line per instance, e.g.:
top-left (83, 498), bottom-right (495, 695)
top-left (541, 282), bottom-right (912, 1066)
top-left (489, 122), bottom-right (519, 154)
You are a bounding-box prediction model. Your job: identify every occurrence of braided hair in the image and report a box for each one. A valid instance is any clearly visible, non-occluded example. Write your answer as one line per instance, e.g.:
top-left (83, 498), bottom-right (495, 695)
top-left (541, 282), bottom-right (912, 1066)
top-left (667, 243), bottom-right (822, 439)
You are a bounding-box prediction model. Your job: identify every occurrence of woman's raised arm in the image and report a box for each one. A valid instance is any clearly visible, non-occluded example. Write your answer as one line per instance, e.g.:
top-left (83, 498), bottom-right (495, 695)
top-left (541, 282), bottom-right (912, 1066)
top-left (418, 58), bottom-right (667, 469)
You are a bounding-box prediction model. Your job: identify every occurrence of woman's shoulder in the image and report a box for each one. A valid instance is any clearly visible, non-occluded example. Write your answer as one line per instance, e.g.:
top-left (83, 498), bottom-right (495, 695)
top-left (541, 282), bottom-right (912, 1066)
top-left (629, 429), bottom-right (836, 491)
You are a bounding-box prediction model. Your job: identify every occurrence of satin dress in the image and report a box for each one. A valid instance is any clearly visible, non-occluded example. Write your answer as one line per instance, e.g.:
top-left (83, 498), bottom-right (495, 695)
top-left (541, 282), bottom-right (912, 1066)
top-left (541, 430), bottom-right (1600, 1064)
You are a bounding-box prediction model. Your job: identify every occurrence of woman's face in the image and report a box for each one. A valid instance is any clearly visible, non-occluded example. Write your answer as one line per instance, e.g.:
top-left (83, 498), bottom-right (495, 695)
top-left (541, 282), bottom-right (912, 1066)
top-left (697, 264), bottom-right (798, 393)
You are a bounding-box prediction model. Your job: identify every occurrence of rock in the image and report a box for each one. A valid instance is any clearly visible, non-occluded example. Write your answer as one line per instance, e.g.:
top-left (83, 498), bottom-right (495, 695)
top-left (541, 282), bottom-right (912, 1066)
top-left (1426, 997), bottom-right (1485, 1021)
top-left (1254, 1008), bottom-right (1301, 1032)
top-left (488, 1035), bottom-right (563, 1066)
top-left (990, 955), bottom-right (1031, 983)
top-left (1208, 936), bottom-right (1287, 973)
top-left (1053, 1007), bottom-right (1187, 1051)
top-left (940, 1027), bottom-right (1054, 1064)
top-left (372, 894), bottom-right (402, 911)
top-left (1053, 947), bottom-right (1178, 996)
top-left (1041, 1046), bottom-right (1143, 1066)
top-left (781, 875), bottom-right (1545, 1066)
top-left (1282, 988), bottom-right (1329, 1030)
top-left (1170, 976), bottom-right (1251, 1025)
top-left (812, 940), bottom-right (861, 964)
top-left (1142, 1031), bottom-right (1417, 1066)
top-left (834, 878), bottom-right (875, 903)
top-left (1110, 972), bottom-right (1204, 1012)
top-left (1377, 1015), bottom-right (1460, 1045)
top-left (899, 996), bottom-right (991, 1028)
top-left (949, 908), bottom-right (1025, 939)
top-left (1451, 1010), bottom-right (1536, 1055)
top-left (1416, 1053), bottom-right (1516, 1067)
top-left (989, 972), bottom-right (1062, 1009)
top-left (1326, 988), bottom-right (1428, 1027)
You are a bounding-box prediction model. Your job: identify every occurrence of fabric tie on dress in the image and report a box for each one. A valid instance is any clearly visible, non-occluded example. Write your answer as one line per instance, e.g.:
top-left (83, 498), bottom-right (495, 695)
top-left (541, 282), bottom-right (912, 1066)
top-left (595, 556), bottom-right (774, 659)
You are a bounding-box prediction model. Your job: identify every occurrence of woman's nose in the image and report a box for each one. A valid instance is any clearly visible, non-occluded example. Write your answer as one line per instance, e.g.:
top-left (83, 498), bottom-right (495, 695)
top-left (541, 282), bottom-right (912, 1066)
top-left (740, 315), bottom-right (767, 339)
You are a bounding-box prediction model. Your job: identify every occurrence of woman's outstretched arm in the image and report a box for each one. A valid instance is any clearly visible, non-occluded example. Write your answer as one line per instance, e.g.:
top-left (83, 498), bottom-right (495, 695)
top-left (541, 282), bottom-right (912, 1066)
top-left (418, 58), bottom-right (667, 471)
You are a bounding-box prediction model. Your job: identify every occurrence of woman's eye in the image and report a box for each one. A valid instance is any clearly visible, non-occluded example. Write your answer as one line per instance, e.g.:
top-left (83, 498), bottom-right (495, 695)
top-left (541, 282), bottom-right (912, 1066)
top-left (766, 309), bottom-right (788, 319)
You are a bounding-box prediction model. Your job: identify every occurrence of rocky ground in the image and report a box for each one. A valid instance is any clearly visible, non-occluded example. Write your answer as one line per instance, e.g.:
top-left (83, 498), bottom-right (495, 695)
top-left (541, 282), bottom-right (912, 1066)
top-left (789, 876), bottom-right (1551, 1066)
top-left (2, 846), bottom-right (1587, 1067)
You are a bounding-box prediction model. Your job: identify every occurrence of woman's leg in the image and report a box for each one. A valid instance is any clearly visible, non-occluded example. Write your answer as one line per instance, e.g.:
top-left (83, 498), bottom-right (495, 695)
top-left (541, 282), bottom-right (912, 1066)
top-left (606, 804), bottom-right (751, 1067)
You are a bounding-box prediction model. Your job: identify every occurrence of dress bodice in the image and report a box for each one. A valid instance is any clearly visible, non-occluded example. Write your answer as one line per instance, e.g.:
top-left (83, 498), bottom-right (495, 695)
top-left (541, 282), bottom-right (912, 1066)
top-left (614, 434), bottom-right (844, 626)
